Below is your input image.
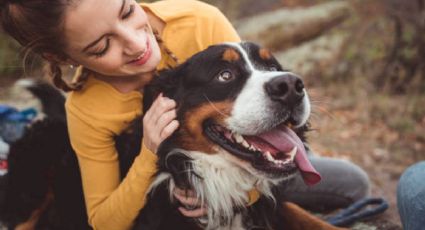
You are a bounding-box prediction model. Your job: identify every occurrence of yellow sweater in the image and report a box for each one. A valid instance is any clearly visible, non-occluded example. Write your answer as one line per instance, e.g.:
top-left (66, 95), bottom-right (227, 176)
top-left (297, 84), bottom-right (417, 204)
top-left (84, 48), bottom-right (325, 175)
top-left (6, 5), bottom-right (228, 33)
top-left (65, 1), bottom-right (240, 229)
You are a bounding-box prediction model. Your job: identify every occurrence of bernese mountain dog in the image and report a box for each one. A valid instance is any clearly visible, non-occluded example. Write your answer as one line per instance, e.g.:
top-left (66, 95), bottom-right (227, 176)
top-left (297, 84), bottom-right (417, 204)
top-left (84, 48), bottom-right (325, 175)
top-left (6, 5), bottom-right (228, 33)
top-left (0, 42), bottom-right (345, 230)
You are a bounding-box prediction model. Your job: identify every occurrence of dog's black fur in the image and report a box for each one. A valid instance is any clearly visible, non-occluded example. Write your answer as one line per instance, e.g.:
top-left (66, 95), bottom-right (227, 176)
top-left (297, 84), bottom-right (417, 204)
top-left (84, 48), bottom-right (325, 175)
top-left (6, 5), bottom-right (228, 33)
top-left (0, 42), bottom-right (315, 230)
top-left (0, 81), bottom-right (90, 230)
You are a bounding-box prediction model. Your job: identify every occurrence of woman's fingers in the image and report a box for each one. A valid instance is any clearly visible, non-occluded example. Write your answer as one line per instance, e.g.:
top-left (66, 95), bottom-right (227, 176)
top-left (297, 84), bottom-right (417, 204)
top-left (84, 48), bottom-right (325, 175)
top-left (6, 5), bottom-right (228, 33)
top-left (173, 189), bottom-right (201, 207)
top-left (155, 109), bottom-right (177, 128)
top-left (173, 188), bottom-right (207, 218)
top-left (147, 95), bottom-right (176, 122)
top-left (174, 188), bottom-right (196, 197)
top-left (178, 207), bottom-right (208, 218)
top-left (142, 93), bottom-right (178, 152)
top-left (160, 120), bottom-right (179, 139)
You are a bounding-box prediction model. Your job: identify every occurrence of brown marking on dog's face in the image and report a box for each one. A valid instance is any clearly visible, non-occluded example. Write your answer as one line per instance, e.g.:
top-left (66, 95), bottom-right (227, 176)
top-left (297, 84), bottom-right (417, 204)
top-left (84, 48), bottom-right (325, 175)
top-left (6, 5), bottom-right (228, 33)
top-left (222, 48), bottom-right (240, 62)
top-left (259, 48), bottom-right (272, 60)
top-left (177, 101), bottom-right (233, 153)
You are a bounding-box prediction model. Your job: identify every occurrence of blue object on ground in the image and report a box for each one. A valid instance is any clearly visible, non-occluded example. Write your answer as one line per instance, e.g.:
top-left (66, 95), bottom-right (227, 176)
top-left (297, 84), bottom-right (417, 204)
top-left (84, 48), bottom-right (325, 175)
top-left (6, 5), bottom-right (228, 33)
top-left (0, 105), bottom-right (37, 143)
top-left (326, 197), bottom-right (389, 226)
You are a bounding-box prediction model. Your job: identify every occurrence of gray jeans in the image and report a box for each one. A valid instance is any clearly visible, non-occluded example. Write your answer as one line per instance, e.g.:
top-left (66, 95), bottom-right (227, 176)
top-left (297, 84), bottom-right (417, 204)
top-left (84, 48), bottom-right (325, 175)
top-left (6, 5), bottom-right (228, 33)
top-left (278, 155), bottom-right (370, 212)
top-left (397, 161), bottom-right (425, 230)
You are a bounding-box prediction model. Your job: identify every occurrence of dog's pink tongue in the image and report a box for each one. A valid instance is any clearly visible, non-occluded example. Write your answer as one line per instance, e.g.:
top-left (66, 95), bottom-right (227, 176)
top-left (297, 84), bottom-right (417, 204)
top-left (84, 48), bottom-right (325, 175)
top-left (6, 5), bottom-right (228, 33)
top-left (259, 126), bottom-right (321, 186)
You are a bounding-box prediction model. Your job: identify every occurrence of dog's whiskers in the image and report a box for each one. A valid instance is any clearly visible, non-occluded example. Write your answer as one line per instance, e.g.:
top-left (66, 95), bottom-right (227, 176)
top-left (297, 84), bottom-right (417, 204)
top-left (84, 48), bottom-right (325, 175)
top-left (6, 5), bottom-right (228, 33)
top-left (203, 94), bottom-right (230, 118)
top-left (311, 104), bottom-right (337, 121)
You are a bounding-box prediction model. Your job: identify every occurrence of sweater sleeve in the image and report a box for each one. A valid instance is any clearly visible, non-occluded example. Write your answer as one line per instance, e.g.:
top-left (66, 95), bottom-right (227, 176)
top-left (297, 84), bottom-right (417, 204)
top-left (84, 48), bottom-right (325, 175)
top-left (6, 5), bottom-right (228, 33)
top-left (66, 101), bottom-right (157, 230)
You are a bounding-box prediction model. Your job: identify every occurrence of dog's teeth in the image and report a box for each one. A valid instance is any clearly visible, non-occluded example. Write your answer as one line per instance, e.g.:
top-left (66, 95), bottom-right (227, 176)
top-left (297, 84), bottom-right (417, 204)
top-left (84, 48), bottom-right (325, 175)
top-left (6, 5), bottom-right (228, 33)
top-left (265, 151), bottom-right (274, 161)
top-left (233, 133), bottom-right (245, 143)
top-left (249, 145), bottom-right (257, 151)
top-left (288, 147), bottom-right (297, 161)
top-left (241, 140), bottom-right (250, 148)
top-left (273, 158), bottom-right (285, 165)
top-left (233, 133), bottom-right (251, 148)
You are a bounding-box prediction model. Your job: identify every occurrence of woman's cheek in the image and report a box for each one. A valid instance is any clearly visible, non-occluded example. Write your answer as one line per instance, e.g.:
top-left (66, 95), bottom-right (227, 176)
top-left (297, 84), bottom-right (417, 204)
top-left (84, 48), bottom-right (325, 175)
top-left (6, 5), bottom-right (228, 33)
top-left (92, 53), bottom-right (123, 75)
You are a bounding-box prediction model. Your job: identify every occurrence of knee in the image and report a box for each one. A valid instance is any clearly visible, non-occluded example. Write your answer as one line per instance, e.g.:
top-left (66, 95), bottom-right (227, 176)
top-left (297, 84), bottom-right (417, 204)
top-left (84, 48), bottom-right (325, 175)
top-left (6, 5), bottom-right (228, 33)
top-left (397, 161), bottom-right (425, 207)
top-left (397, 161), bottom-right (425, 229)
top-left (313, 157), bottom-right (371, 202)
top-left (342, 160), bottom-right (370, 201)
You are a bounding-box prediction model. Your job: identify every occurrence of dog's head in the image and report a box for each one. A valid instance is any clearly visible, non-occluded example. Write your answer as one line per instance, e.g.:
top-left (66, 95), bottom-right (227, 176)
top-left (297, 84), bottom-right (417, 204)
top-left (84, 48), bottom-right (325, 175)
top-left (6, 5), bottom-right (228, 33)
top-left (145, 42), bottom-right (320, 187)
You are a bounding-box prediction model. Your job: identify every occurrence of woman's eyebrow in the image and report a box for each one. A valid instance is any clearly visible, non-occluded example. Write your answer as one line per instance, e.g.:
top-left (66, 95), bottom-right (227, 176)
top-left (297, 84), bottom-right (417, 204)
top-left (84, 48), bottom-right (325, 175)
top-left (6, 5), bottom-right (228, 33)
top-left (81, 0), bottom-right (127, 53)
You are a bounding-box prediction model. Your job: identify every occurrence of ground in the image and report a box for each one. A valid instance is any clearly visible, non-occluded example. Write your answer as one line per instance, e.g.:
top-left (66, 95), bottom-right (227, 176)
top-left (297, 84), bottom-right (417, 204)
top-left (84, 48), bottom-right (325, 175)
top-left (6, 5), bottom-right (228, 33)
top-left (307, 82), bottom-right (423, 230)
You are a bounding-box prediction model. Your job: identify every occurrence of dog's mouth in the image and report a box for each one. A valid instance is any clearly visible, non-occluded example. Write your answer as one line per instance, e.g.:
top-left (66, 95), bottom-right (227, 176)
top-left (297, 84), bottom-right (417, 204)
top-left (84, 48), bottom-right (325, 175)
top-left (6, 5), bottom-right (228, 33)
top-left (204, 121), bottom-right (321, 185)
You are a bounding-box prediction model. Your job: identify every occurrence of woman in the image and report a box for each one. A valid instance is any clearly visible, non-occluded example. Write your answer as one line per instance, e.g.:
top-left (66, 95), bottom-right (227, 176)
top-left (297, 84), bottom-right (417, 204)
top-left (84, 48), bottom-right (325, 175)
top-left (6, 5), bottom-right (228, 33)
top-left (0, 0), bottom-right (370, 229)
top-left (2, 0), bottom-right (239, 229)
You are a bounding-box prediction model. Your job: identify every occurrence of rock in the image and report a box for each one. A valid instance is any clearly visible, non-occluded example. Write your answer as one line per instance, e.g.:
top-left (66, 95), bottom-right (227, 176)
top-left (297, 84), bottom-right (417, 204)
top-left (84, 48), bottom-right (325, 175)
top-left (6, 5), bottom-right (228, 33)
top-left (275, 33), bottom-right (347, 77)
top-left (236, 1), bottom-right (351, 51)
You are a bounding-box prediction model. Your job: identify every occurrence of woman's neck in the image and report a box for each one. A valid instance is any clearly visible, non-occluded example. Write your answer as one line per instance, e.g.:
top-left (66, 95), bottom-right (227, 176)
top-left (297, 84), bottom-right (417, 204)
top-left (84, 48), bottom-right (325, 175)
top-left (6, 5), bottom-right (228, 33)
top-left (94, 72), bottom-right (154, 94)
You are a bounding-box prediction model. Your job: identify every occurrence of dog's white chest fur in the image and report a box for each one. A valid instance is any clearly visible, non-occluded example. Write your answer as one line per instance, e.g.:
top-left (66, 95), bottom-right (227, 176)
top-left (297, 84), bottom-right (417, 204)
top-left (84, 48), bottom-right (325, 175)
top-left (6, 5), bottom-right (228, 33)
top-left (150, 149), bottom-right (277, 230)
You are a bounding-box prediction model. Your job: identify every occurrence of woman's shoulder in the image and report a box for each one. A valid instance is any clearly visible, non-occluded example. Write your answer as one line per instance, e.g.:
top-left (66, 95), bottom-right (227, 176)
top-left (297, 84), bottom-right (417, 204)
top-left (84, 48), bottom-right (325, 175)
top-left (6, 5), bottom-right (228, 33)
top-left (143, 0), bottom-right (223, 22)
top-left (145, 0), bottom-right (239, 63)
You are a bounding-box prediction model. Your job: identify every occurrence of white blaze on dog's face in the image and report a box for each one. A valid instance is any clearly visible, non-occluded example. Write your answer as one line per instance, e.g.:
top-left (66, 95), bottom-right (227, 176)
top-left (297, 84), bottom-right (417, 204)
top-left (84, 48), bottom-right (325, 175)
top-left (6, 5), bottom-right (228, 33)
top-left (225, 43), bottom-right (311, 134)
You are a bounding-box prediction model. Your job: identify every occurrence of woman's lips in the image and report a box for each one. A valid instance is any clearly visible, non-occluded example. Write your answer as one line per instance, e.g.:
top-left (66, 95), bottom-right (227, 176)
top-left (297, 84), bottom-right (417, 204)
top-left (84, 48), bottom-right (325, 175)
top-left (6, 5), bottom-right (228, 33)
top-left (128, 40), bottom-right (152, 66)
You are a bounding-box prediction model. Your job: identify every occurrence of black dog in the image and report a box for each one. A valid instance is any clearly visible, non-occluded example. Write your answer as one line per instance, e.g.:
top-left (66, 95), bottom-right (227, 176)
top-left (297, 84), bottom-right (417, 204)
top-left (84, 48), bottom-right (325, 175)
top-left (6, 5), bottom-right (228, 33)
top-left (0, 80), bottom-right (90, 229)
top-left (0, 42), bottom-right (344, 230)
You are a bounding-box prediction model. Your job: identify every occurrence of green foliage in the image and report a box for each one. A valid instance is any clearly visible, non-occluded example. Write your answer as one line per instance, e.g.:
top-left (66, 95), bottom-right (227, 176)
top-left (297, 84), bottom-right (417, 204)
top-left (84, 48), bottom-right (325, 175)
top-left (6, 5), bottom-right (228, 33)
top-left (0, 33), bottom-right (23, 76)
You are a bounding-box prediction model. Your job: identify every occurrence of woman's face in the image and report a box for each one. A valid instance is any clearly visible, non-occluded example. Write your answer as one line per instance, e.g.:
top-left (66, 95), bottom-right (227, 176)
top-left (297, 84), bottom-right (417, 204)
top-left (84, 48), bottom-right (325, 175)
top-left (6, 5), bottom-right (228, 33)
top-left (64, 0), bottom-right (161, 77)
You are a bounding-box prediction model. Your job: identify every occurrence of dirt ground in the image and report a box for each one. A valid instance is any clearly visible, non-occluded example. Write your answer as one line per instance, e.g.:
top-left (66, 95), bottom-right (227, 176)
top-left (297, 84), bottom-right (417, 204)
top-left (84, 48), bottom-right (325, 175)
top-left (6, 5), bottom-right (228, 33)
top-left (307, 82), bottom-right (424, 229)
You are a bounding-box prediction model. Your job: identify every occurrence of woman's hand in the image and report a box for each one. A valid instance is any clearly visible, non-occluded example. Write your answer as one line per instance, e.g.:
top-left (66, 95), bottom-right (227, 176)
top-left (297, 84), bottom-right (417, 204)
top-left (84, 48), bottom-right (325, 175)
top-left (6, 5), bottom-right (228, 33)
top-left (173, 188), bottom-right (208, 218)
top-left (142, 93), bottom-right (179, 153)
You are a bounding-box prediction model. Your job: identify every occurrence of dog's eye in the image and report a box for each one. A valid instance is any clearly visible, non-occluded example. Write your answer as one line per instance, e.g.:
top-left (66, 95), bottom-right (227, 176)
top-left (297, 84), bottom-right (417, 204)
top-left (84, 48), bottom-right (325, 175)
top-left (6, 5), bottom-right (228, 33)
top-left (217, 70), bottom-right (234, 82)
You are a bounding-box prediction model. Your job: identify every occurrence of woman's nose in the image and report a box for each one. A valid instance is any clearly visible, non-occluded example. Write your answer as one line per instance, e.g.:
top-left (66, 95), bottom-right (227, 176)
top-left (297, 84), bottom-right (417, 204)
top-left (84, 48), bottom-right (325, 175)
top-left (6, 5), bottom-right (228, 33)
top-left (121, 27), bottom-right (146, 56)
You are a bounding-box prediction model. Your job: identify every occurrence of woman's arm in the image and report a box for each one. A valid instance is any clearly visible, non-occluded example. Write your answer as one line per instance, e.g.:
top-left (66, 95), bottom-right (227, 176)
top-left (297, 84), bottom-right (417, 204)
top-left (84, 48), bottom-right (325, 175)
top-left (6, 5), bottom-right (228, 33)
top-left (67, 108), bottom-right (157, 230)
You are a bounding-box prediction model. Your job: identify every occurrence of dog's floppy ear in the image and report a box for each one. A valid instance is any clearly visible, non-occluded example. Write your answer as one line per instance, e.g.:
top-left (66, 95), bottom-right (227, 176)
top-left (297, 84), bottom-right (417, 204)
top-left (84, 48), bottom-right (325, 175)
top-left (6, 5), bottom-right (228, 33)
top-left (143, 66), bottom-right (185, 114)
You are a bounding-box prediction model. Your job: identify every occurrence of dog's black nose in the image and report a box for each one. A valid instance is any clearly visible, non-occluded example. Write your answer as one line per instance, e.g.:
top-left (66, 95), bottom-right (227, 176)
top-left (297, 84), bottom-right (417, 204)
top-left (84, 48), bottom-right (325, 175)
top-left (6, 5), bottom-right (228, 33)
top-left (264, 74), bottom-right (305, 107)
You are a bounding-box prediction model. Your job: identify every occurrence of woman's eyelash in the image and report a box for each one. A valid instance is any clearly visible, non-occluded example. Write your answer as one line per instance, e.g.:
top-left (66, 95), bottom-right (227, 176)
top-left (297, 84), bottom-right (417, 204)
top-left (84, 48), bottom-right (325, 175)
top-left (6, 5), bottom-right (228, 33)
top-left (122, 4), bottom-right (135, 19)
top-left (92, 38), bottom-right (110, 57)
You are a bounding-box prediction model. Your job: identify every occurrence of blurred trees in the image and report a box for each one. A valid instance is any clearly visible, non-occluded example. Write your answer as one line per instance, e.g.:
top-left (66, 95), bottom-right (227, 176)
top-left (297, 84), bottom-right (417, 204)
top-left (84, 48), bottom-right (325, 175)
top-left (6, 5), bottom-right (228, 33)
top-left (1, 0), bottom-right (425, 94)
top-left (0, 31), bottom-right (23, 77)
top-left (377, 0), bottom-right (425, 93)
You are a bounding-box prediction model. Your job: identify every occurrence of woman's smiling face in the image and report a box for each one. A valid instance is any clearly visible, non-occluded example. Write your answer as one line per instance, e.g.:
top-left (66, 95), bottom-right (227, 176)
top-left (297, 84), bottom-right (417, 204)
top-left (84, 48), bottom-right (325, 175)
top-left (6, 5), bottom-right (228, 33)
top-left (64, 0), bottom-right (162, 77)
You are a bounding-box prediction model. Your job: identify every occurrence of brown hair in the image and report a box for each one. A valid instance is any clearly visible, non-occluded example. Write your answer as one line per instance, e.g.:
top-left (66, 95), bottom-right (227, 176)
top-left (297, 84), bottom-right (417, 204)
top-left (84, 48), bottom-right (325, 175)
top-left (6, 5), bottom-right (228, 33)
top-left (1, 0), bottom-right (178, 92)
top-left (0, 0), bottom-right (90, 91)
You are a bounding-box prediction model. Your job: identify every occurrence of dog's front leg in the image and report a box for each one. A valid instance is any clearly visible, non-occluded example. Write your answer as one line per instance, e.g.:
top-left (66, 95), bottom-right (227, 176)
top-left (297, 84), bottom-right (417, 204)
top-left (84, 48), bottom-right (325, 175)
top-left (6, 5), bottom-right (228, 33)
top-left (280, 202), bottom-right (348, 230)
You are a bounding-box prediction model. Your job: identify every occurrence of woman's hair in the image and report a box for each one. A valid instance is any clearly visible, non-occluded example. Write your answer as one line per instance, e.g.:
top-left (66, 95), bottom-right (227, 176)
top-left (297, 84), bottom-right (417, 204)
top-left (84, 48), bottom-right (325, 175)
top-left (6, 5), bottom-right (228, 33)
top-left (1, 0), bottom-right (178, 92)
top-left (0, 0), bottom-right (90, 91)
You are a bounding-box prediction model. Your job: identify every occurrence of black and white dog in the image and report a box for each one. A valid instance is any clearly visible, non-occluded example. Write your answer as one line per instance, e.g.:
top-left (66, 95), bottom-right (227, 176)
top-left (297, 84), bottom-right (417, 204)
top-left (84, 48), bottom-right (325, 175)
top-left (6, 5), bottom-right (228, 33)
top-left (0, 42), bottom-right (344, 230)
